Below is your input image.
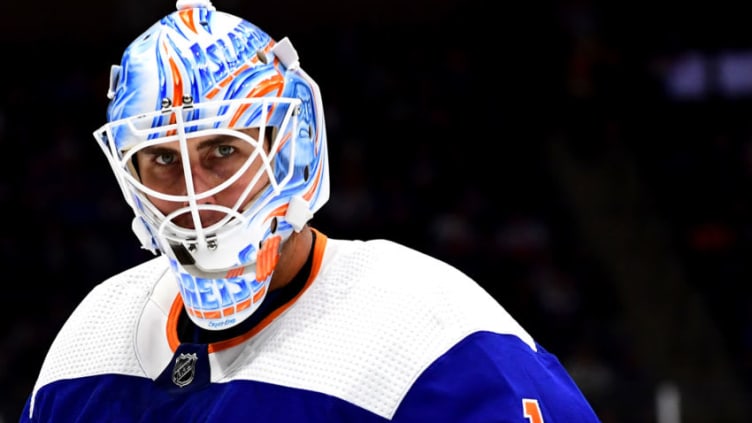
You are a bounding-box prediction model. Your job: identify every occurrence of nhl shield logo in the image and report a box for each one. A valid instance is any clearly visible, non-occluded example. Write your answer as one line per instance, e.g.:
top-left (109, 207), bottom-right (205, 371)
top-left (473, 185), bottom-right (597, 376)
top-left (172, 352), bottom-right (198, 388)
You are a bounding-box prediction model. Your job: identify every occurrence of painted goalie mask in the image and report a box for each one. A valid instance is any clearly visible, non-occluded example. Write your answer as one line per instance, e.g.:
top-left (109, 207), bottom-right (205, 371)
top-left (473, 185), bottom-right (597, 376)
top-left (93, 0), bottom-right (329, 330)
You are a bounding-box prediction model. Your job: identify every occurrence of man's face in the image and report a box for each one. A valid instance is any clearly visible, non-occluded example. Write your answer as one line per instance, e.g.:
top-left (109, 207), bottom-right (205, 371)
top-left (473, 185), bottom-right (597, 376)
top-left (135, 127), bottom-right (270, 229)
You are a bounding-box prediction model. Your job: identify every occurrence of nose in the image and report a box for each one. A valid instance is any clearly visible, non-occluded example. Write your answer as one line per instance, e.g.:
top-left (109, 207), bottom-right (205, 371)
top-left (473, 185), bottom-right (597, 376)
top-left (177, 163), bottom-right (226, 229)
top-left (185, 163), bottom-right (220, 205)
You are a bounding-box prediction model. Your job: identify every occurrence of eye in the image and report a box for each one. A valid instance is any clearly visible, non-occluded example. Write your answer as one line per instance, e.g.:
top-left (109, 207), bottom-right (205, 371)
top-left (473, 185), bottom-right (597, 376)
top-left (155, 151), bottom-right (178, 165)
top-left (214, 144), bottom-right (236, 158)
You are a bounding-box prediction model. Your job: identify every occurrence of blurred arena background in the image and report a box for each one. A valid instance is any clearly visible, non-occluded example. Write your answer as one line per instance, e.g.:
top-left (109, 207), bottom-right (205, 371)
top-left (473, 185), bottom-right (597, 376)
top-left (2, 0), bottom-right (752, 421)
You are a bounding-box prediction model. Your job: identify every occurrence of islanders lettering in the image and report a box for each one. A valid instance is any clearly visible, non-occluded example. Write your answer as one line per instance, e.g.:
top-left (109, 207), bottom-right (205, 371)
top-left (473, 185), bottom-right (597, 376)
top-left (189, 21), bottom-right (272, 98)
top-left (178, 272), bottom-right (262, 320)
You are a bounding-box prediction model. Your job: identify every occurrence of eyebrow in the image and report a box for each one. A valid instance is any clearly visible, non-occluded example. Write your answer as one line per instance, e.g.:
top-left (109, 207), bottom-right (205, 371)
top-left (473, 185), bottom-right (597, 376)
top-left (140, 135), bottom-right (237, 155)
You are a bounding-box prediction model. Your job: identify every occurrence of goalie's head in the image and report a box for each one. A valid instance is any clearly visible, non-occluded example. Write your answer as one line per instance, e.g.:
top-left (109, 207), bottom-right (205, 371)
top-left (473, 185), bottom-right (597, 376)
top-left (93, 0), bottom-right (329, 331)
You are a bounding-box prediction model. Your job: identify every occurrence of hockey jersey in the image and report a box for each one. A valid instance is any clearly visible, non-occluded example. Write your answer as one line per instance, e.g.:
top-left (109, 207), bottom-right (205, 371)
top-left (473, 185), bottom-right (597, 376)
top-left (21, 230), bottom-right (600, 422)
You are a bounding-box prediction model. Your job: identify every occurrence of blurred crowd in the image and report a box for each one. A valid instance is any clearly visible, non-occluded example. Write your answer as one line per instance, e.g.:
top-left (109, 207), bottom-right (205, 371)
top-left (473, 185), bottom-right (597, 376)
top-left (3, 1), bottom-right (752, 422)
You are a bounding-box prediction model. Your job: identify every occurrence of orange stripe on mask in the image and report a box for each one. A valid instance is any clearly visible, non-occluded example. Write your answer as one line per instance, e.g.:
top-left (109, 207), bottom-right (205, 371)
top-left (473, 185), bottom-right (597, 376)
top-left (252, 284), bottom-right (267, 304)
top-left (228, 74), bottom-right (284, 127)
top-left (265, 204), bottom-right (288, 220)
top-left (165, 54), bottom-right (185, 137)
top-left (206, 63), bottom-right (253, 100)
top-left (256, 235), bottom-right (281, 281)
top-left (177, 9), bottom-right (198, 33)
top-left (302, 161), bottom-right (323, 201)
top-left (225, 266), bottom-right (244, 278)
top-left (275, 132), bottom-right (292, 152)
top-left (236, 298), bottom-right (252, 311)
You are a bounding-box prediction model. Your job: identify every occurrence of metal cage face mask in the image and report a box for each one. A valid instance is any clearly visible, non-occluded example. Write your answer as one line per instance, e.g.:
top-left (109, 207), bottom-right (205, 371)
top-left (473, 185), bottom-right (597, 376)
top-left (92, 0), bottom-right (329, 330)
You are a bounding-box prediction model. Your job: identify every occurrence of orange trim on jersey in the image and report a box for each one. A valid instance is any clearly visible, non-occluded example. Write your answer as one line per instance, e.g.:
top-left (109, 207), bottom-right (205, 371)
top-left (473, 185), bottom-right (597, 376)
top-left (166, 293), bottom-right (185, 350)
top-left (166, 229), bottom-right (329, 353)
top-left (208, 229), bottom-right (328, 353)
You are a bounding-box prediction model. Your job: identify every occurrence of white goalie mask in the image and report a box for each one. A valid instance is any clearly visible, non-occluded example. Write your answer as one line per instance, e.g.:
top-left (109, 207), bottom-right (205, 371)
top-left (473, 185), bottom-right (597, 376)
top-left (93, 0), bottom-right (329, 331)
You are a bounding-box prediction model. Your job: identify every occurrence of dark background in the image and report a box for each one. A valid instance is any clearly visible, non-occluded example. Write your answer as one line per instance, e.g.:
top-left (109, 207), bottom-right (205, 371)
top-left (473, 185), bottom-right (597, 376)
top-left (3, 0), bottom-right (752, 422)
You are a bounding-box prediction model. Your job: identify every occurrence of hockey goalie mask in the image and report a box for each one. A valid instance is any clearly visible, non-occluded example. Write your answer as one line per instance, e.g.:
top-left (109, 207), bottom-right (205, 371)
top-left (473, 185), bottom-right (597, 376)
top-left (93, 0), bottom-right (329, 331)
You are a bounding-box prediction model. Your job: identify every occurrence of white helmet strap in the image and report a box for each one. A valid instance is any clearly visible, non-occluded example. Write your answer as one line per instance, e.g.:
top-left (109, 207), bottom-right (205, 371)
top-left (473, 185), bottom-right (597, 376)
top-left (107, 65), bottom-right (121, 100)
top-left (270, 37), bottom-right (300, 70)
top-left (285, 195), bottom-right (313, 232)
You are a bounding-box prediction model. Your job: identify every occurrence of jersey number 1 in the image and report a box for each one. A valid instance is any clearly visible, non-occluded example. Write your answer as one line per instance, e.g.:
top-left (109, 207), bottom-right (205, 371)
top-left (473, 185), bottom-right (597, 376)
top-left (523, 398), bottom-right (544, 423)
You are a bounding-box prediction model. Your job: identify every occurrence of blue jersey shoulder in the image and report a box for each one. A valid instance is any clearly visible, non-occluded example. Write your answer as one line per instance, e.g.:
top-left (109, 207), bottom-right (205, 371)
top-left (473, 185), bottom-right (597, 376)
top-left (393, 331), bottom-right (601, 422)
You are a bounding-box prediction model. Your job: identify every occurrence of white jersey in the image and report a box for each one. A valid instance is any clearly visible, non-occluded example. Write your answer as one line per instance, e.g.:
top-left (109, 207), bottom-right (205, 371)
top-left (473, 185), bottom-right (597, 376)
top-left (21, 230), bottom-right (600, 422)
